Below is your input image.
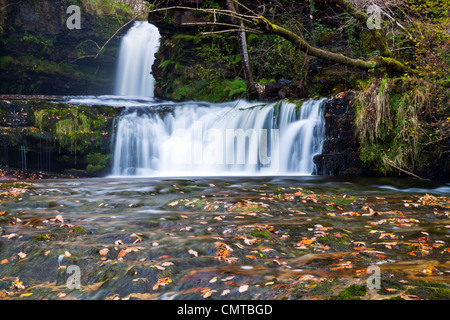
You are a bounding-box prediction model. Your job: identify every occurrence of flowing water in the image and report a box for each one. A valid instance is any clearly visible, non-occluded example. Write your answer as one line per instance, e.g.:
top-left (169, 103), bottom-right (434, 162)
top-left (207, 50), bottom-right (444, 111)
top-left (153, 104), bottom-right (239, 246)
top-left (111, 99), bottom-right (326, 177)
top-left (114, 21), bottom-right (160, 97)
top-left (1, 21), bottom-right (448, 300)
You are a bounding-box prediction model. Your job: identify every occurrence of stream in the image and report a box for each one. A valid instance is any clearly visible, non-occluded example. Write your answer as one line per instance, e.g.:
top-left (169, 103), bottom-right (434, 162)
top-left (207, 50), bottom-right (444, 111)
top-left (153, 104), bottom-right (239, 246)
top-left (0, 176), bottom-right (448, 300)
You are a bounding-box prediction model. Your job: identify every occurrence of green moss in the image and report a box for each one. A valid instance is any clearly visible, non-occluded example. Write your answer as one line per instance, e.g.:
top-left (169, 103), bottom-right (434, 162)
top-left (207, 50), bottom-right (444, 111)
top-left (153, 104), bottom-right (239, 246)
top-left (331, 284), bottom-right (368, 300)
top-left (250, 228), bottom-right (272, 239)
top-left (309, 279), bottom-right (337, 296)
top-left (318, 233), bottom-right (352, 251)
top-left (404, 287), bottom-right (450, 300)
top-left (72, 225), bottom-right (88, 235)
top-left (31, 234), bottom-right (55, 242)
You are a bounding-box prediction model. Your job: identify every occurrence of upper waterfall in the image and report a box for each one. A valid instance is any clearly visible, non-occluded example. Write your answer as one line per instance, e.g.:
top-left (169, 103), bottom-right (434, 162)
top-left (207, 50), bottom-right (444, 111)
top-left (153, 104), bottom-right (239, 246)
top-left (114, 21), bottom-right (160, 97)
top-left (109, 21), bottom-right (326, 177)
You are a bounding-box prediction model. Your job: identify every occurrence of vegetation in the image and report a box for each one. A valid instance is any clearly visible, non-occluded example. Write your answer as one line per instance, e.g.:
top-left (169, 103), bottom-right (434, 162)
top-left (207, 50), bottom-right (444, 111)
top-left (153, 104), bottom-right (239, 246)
top-left (147, 0), bottom-right (449, 179)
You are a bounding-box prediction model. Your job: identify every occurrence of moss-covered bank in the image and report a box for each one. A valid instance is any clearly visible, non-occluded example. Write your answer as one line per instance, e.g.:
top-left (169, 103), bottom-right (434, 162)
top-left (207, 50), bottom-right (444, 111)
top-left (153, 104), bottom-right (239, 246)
top-left (0, 96), bottom-right (122, 176)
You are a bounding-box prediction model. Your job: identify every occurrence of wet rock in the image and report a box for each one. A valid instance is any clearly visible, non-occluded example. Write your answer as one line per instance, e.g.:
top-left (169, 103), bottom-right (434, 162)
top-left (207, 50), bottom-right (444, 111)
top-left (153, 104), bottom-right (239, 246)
top-left (314, 92), bottom-right (376, 177)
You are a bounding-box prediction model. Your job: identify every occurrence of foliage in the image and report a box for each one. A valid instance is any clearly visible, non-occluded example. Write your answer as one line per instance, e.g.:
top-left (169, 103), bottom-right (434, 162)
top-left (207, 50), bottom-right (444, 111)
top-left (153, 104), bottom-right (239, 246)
top-left (355, 76), bottom-right (449, 175)
top-left (353, 0), bottom-right (449, 176)
top-left (75, 0), bottom-right (139, 17)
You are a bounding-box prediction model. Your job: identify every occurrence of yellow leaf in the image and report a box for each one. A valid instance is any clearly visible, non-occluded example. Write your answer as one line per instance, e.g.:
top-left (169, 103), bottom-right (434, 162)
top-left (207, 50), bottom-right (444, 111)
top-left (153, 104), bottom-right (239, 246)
top-left (19, 292), bottom-right (33, 297)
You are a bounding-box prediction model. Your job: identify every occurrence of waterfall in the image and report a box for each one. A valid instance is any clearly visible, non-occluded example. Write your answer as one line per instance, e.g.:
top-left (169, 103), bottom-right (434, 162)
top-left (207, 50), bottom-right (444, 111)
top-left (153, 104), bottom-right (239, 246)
top-left (112, 99), bottom-right (326, 176)
top-left (110, 21), bottom-right (326, 177)
top-left (114, 21), bottom-right (160, 97)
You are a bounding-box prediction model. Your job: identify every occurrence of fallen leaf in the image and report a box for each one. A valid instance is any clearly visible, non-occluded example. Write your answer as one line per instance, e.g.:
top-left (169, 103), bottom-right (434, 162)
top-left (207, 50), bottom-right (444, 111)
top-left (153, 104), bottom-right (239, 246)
top-left (296, 237), bottom-right (315, 246)
top-left (117, 249), bottom-right (129, 260)
top-left (161, 262), bottom-right (174, 267)
top-left (238, 285), bottom-right (249, 293)
top-left (18, 252), bottom-right (27, 259)
top-left (19, 292), bottom-right (33, 297)
top-left (11, 278), bottom-right (25, 290)
top-left (1, 259), bottom-right (8, 264)
top-left (114, 240), bottom-right (124, 246)
top-left (423, 264), bottom-right (440, 275)
top-left (201, 288), bottom-right (216, 298)
top-left (99, 248), bottom-right (109, 256)
top-left (188, 249), bottom-right (198, 257)
top-left (3, 233), bottom-right (18, 239)
top-left (244, 238), bottom-right (256, 245)
top-left (221, 289), bottom-right (230, 296)
top-left (153, 277), bottom-right (172, 290)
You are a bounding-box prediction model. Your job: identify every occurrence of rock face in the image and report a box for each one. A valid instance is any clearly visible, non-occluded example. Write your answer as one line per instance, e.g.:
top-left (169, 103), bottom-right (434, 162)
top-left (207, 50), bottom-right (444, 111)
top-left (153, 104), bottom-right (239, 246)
top-left (0, 0), bottom-right (128, 95)
top-left (0, 95), bottom-right (122, 177)
top-left (314, 92), bottom-right (374, 177)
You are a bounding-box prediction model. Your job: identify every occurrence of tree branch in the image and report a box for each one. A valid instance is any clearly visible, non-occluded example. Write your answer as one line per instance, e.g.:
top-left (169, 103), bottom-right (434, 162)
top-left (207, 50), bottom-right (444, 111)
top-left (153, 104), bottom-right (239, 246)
top-left (252, 15), bottom-right (416, 75)
top-left (332, 0), bottom-right (392, 57)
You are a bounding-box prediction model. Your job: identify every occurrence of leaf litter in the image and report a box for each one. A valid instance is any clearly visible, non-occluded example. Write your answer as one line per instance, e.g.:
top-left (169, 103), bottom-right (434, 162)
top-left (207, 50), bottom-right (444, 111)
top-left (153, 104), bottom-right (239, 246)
top-left (0, 179), bottom-right (449, 300)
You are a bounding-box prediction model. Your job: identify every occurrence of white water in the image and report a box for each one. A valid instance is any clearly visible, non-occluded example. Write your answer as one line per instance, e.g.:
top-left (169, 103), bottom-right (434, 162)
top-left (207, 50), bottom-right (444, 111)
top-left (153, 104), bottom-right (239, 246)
top-left (111, 99), bottom-right (326, 177)
top-left (114, 21), bottom-right (160, 97)
top-left (71, 21), bottom-right (327, 177)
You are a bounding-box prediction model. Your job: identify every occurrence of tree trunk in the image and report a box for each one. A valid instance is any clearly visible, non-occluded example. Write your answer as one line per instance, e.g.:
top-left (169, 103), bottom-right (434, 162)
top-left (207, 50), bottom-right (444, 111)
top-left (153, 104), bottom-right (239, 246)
top-left (226, 0), bottom-right (255, 96)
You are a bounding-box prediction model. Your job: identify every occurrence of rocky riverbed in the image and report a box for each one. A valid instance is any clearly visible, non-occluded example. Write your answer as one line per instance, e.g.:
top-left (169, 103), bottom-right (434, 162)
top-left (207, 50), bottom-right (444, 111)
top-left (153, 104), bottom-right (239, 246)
top-left (0, 176), bottom-right (449, 300)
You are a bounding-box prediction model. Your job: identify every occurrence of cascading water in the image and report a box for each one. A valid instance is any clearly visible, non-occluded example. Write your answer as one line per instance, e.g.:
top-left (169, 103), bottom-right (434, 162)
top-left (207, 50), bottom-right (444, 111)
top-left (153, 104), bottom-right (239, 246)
top-left (114, 21), bottom-right (160, 97)
top-left (110, 21), bottom-right (327, 177)
top-left (112, 99), bottom-right (326, 176)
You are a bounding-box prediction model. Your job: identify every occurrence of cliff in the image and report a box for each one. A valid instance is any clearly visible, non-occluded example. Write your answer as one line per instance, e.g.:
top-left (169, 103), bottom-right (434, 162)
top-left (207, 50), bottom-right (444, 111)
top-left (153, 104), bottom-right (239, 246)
top-left (0, 0), bottom-right (132, 95)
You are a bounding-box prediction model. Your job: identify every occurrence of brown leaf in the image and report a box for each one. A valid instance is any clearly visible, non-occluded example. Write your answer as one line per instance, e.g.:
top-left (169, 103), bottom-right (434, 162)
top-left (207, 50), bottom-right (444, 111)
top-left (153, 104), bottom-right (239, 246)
top-left (153, 277), bottom-right (172, 290)
top-left (99, 248), bottom-right (109, 256)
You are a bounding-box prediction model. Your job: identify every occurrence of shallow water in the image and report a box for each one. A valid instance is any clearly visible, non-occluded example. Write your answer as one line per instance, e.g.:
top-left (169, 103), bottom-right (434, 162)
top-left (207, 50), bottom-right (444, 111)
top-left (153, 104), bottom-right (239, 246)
top-left (0, 176), bottom-right (448, 300)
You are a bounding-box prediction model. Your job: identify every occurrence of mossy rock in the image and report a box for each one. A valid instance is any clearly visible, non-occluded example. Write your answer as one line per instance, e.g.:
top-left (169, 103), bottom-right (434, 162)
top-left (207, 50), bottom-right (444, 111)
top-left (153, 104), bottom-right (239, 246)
top-left (317, 233), bottom-right (352, 251)
top-left (331, 284), bottom-right (368, 300)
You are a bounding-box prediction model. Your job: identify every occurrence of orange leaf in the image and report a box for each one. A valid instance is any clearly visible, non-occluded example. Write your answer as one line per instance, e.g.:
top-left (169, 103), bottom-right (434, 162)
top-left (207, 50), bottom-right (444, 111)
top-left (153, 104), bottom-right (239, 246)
top-left (153, 277), bottom-right (172, 290)
top-left (0, 210), bottom-right (6, 215)
top-left (117, 249), bottom-right (128, 260)
top-left (0, 259), bottom-right (8, 264)
top-left (296, 237), bottom-right (315, 246)
top-left (246, 255), bottom-right (257, 260)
